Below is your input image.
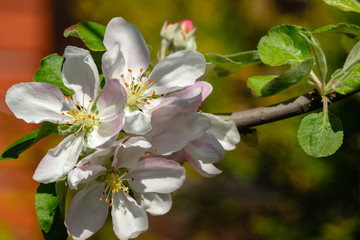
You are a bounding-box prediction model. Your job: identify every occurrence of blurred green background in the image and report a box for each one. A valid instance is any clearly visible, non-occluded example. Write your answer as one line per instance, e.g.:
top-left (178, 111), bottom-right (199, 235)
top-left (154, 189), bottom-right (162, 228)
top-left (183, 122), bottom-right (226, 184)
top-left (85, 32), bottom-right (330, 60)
top-left (3, 0), bottom-right (360, 239)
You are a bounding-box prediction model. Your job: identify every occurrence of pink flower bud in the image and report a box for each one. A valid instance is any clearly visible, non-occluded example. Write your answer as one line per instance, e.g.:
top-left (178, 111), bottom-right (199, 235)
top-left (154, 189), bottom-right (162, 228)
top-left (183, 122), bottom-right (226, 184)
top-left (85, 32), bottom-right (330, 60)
top-left (180, 19), bottom-right (194, 34)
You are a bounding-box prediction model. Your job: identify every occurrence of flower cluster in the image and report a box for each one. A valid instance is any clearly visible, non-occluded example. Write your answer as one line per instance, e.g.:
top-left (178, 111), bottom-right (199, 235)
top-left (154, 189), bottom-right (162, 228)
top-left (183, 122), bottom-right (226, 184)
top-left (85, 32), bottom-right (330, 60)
top-left (5, 17), bottom-right (239, 240)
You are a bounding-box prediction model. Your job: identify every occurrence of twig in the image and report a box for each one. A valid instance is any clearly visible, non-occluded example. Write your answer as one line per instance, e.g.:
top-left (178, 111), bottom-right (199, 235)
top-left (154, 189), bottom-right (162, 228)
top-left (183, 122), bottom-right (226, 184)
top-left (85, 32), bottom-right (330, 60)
top-left (217, 89), bottom-right (360, 130)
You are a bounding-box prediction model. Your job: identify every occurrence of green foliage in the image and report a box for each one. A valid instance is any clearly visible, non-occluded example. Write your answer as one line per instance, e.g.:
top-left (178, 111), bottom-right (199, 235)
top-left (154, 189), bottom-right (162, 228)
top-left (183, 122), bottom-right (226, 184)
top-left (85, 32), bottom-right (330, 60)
top-left (33, 54), bottom-right (72, 96)
top-left (331, 41), bottom-right (360, 94)
top-left (313, 23), bottom-right (360, 36)
top-left (35, 182), bottom-right (68, 240)
top-left (258, 25), bottom-right (312, 66)
top-left (0, 122), bottom-right (58, 160)
top-left (333, 64), bottom-right (360, 94)
top-left (248, 57), bottom-right (314, 97)
top-left (322, 0), bottom-right (360, 13)
top-left (64, 21), bottom-right (106, 51)
top-left (297, 112), bottom-right (343, 157)
top-left (204, 50), bottom-right (260, 77)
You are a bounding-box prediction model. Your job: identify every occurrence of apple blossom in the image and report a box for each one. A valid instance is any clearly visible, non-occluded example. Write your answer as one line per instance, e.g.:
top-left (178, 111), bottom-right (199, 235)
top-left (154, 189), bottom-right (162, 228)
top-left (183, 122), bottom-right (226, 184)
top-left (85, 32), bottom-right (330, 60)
top-left (102, 17), bottom-right (205, 135)
top-left (65, 137), bottom-right (186, 240)
top-left (5, 46), bottom-right (127, 183)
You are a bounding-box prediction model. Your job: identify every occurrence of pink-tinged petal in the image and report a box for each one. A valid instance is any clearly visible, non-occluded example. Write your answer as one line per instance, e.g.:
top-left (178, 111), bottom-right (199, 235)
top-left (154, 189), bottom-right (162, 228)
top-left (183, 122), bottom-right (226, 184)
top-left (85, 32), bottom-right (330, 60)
top-left (97, 78), bottom-right (126, 120)
top-left (87, 116), bottom-right (123, 149)
top-left (183, 133), bottom-right (224, 164)
top-left (184, 150), bottom-right (222, 178)
top-left (123, 110), bottom-right (152, 135)
top-left (33, 133), bottom-right (84, 183)
top-left (203, 113), bottom-right (240, 151)
top-left (68, 164), bottom-right (106, 190)
top-left (135, 193), bottom-right (172, 216)
top-left (65, 182), bottom-right (108, 240)
top-left (6, 82), bottom-right (71, 124)
top-left (63, 46), bottom-right (99, 104)
top-left (104, 17), bottom-right (150, 78)
top-left (146, 50), bottom-right (206, 95)
top-left (147, 112), bottom-right (211, 155)
top-left (147, 83), bottom-right (203, 122)
top-left (113, 137), bottom-right (151, 169)
top-left (102, 42), bottom-right (125, 82)
top-left (127, 158), bottom-right (186, 194)
top-left (111, 191), bottom-right (148, 240)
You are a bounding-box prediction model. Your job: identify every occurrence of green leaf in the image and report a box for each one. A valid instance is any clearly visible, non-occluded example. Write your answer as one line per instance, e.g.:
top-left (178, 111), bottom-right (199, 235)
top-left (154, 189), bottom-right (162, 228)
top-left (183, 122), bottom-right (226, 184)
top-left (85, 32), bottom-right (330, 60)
top-left (204, 50), bottom-right (261, 77)
top-left (35, 183), bottom-right (59, 233)
top-left (258, 25), bottom-right (312, 66)
top-left (55, 177), bottom-right (68, 218)
top-left (1, 122), bottom-right (58, 160)
top-left (313, 23), bottom-right (360, 36)
top-left (35, 183), bottom-right (68, 240)
top-left (33, 54), bottom-right (72, 96)
top-left (248, 75), bottom-right (277, 97)
top-left (204, 53), bottom-right (243, 77)
top-left (333, 63), bottom-right (360, 94)
top-left (322, 0), bottom-right (360, 13)
top-left (298, 112), bottom-right (343, 157)
top-left (299, 31), bottom-right (327, 83)
top-left (64, 21), bottom-right (106, 51)
top-left (343, 40), bottom-right (360, 69)
top-left (248, 57), bottom-right (314, 97)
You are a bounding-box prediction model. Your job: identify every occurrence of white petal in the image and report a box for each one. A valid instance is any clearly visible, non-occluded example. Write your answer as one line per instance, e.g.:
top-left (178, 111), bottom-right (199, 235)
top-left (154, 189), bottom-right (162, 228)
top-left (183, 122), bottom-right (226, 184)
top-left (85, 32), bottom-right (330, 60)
top-left (111, 191), bottom-right (148, 240)
top-left (123, 110), bottom-right (152, 135)
top-left (184, 151), bottom-right (222, 177)
top-left (136, 192), bottom-right (173, 216)
top-left (147, 50), bottom-right (206, 95)
top-left (102, 42), bottom-right (126, 81)
top-left (147, 112), bottom-right (211, 155)
top-left (113, 137), bottom-right (151, 169)
top-left (183, 133), bottom-right (224, 164)
top-left (104, 17), bottom-right (150, 78)
top-left (63, 46), bottom-right (99, 104)
top-left (86, 116), bottom-right (123, 149)
top-left (6, 82), bottom-right (70, 124)
top-left (203, 113), bottom-right (240, 151)
top-left (97, 78), bottom-right (126, 121)
top-left (67, 164), bottom-right (106, 190)
top-left (65, 183), bottom-right (109, 240)
top-left (127, 158), bottom-right (186, 194)
top-left (77, 147), bottom-right (115, 166)
top-left (33, 133), bottom-right (84, 183)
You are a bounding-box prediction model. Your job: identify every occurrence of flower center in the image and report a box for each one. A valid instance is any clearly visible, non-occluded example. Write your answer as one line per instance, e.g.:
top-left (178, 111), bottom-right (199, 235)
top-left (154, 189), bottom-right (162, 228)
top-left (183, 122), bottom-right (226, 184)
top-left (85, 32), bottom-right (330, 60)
top-left (98, 168), bottom-right (134, 207)
top-left (57, 91), bottom-right (99, 136)
top-left (122, 68), bottom-right (156, 111)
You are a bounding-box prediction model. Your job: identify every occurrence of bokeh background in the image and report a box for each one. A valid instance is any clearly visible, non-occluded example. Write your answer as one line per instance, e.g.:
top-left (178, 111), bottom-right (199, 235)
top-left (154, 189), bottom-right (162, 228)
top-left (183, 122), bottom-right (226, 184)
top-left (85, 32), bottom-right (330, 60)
top-left (1, 0), bottom-right (360, 239)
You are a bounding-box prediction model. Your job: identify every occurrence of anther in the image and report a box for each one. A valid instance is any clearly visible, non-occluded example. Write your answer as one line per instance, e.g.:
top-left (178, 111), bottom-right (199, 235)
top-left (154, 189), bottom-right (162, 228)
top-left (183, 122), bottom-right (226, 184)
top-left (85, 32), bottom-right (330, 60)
top-left (128, 69), bottom-right (132, 73)
top-left (121, 74), bottom-right (124, 78)
top-left (152, 80), bottom-right (156, 83)
top-left (132, 91), bottom-right (135, 95)
top-left (62, 113), bottom-right (65, 115)
top-left (131, 178), bottom-right (134, 181)
top-left (83, 90), bottom-right (85, 94)
top-left (146, 71), bottom-right (150, 75)
top-left (89, 100), bottom-right (93, 102)
top-left (132, 77), bottom-right (135, 80)
top-left (199, 110), bottom-right (203, 113)
top-left (155, 148), bottom-right (159, 151)
top-left (140, 68), bottom-right (143, 72)
top-left (74, 132), bottom-right (77, 136)
top-left (146, 153), bottom-right (150, 157)
top-left (147, 79), bottom-right (151, 82)
top-left (66, 122), bottom-right (70, 125)
top-left (126, 170), bottom-right (129, 173)
top-left (105, 199), bottom-right (109, 203)
top-left (88, 114), bottom-right (91, 118)
top-left (146, 102), bottom-right (150, 105)
top-left (99, 197), bottom-right (102, 201)
top-left (109, 203), bottom-right (113, 207)
top-left (81, 129), bottom-right (85, 132)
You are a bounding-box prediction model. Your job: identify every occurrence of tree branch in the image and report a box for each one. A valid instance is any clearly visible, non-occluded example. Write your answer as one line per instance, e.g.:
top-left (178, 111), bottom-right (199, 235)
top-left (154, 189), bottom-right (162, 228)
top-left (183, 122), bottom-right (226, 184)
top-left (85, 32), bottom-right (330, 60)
top-left (217, 89), bottom-right (360, 130)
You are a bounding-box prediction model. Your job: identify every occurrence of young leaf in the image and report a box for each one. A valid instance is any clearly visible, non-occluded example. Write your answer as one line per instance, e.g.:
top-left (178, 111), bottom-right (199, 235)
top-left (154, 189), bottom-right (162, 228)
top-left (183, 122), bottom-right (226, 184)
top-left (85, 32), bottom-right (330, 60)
top-left (224, 50), bottom-right (261, 66)
top-left (64, 21), bottom-right (106, 51)
top-left (322, 0), bottom-right (360, 13)
top-left (258, 25), bottom-right (312, 66)
top-left (298, 112), bottom-right (343, 157)
top-left (248, 57), bottom-right (314, 97)
top-left (1, 122), bottom-right (58, 160)
top-left (55, 176), bottom-right (68, 218)
top-left (333, 63), bottom-right (360, 94)
top-left (204, 53), bottom-right (243, 77)
top-left (313, 23), bottom-right (360, 36)
top-left (300, 31), bottom-right (327, 84)
top-left (35, 183), bottom-right (68, 240)
top-left (33, 54), bottom-right (72, 96)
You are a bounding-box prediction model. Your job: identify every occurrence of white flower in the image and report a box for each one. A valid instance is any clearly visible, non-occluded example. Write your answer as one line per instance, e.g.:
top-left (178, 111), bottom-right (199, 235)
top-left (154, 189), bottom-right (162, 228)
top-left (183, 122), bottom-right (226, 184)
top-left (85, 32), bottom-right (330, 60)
top-left (5, 46), bottom-right (127, 183)
top-left (101, 17), bottom-right (206, 135)
top-left (65, 137), bottom-right (186, 240)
